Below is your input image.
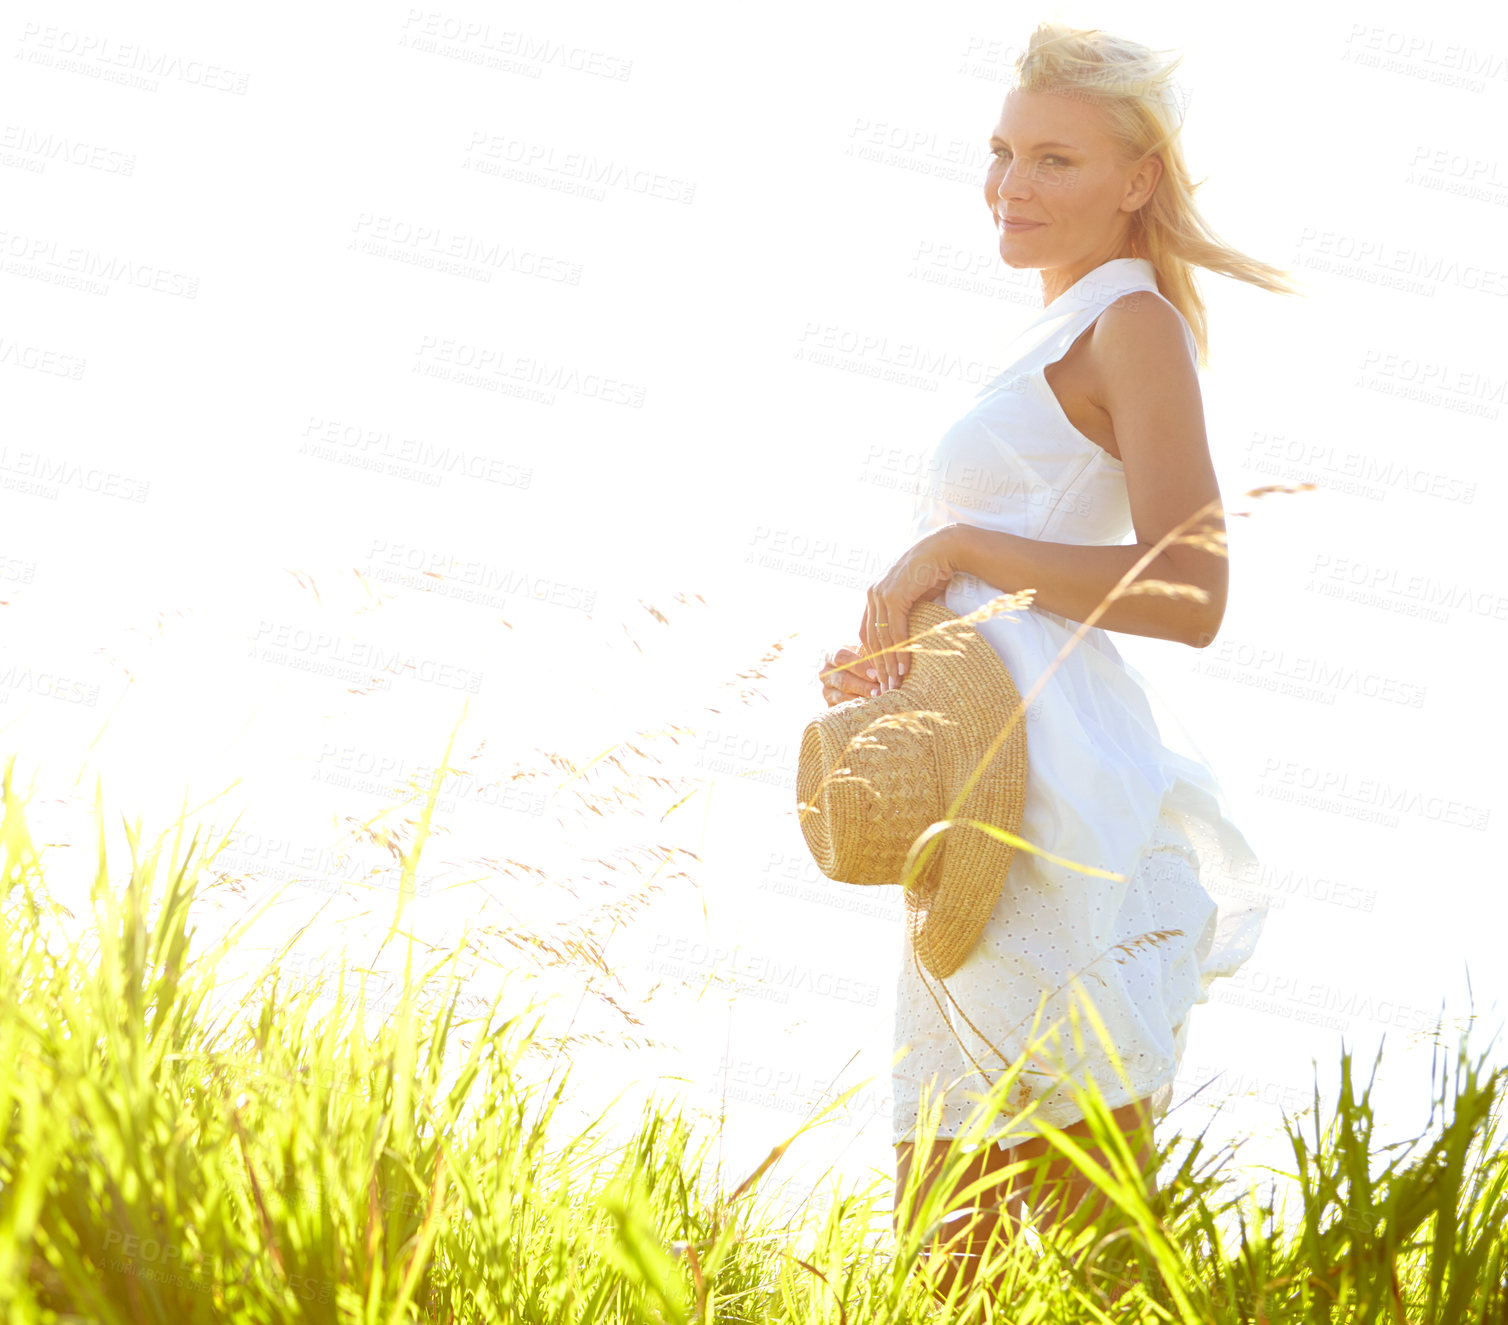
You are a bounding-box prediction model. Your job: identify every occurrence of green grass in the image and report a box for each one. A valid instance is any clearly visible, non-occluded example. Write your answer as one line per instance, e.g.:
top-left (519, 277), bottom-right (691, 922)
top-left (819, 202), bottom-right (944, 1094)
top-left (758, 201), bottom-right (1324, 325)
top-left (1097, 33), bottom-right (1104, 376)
top-left (2, 750), bottom-right (1506, 1324)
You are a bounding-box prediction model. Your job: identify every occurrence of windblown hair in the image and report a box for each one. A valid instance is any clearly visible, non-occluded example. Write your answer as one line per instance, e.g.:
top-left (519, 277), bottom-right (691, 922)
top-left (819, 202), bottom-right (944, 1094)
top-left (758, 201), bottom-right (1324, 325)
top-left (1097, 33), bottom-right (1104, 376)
top-left (1011, 22), bottom-right (1299, 367)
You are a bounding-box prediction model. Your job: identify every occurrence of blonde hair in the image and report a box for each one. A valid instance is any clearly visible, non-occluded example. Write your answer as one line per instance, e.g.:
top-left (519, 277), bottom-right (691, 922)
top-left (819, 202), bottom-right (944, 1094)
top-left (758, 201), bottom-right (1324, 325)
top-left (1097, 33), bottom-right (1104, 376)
top-left (1010, 22), bottom-right (1300, 367)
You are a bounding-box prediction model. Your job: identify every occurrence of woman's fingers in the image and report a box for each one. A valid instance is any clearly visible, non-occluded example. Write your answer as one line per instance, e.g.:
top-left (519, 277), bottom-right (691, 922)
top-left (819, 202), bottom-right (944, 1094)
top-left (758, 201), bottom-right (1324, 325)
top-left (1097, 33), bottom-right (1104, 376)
top-left (889, 610), bottom-right (908, 688)
top-left (819, 645), bottom-right (882, 705)
top-left (847, 662), bottom-right (879, 699)
top-left (835, 644), bottom-right (880, 697)
top-left (860, 532), bottom-right (957, 693)
top-left (863, 590), bottom-right (905, 693)
top-left (820, 647), bottom-right (855, 692)
top-left (860, 593), bottom-right (891, 694)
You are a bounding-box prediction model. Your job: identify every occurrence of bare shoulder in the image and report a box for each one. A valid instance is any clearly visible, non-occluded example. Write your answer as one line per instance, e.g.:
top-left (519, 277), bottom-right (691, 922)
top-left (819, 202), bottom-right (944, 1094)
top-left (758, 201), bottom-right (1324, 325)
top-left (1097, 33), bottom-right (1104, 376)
top-left (1087, 290), bottom-right (1199, 412)
top-left (1095, 290), bottom-right (1193, 366)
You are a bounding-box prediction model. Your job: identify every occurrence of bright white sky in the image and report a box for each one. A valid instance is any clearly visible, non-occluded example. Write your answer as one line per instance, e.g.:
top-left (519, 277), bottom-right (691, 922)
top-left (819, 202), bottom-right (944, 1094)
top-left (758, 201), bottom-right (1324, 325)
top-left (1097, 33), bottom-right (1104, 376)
top-left (4, 0), bottom-right (1506, 1221)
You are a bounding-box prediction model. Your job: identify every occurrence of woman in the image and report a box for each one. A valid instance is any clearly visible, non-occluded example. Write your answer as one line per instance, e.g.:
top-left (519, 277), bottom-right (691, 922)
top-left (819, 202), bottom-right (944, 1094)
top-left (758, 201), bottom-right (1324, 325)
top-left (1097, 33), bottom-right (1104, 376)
top-left (818, 22), bottom-right (1296, 1296)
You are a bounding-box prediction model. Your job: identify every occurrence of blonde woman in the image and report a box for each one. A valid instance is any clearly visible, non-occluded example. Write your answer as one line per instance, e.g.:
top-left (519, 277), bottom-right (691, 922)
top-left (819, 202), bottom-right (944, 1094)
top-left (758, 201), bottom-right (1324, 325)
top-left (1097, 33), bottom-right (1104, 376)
top-left (818, 23), bottom-right (1296, 1297)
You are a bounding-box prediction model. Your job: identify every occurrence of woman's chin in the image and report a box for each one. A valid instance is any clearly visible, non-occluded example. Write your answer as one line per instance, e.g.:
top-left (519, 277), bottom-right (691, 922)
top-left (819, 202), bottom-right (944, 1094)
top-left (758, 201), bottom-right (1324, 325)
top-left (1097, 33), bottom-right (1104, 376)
top-left (995, 248), bottom-right (1039, 272)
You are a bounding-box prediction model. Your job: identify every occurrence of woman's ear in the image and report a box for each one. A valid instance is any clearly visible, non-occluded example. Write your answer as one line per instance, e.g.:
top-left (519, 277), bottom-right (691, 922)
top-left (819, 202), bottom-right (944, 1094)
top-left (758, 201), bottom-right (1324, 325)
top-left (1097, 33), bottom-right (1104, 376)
top-left (1123, 153), bottom-right (1163, 213)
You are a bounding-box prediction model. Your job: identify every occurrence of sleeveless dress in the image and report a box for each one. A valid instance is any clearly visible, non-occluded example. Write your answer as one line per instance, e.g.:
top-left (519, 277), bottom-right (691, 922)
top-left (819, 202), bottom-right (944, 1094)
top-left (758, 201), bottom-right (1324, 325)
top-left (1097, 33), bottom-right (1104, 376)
top-left (891, 256), bottom-right (1268, 1149)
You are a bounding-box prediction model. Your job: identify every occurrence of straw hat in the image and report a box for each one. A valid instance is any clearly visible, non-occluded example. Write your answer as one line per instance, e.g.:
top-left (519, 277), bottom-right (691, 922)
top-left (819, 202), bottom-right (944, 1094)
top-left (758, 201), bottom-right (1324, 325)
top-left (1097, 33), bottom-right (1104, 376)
top-left (796, 600), bottom-right (1029, 981)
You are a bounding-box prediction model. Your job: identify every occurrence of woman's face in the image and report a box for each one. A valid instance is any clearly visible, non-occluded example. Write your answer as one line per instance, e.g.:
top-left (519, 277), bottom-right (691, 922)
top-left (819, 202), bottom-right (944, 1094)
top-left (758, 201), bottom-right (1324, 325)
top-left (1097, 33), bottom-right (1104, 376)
top-left (985, 89), bottom-right (1159, 274)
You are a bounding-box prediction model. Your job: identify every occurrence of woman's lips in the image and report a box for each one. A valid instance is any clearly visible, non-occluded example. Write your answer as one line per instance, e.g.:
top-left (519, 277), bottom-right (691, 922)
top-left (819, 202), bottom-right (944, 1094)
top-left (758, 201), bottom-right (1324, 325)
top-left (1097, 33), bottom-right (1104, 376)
top-left (998, 215), bottom-right (1044, 232)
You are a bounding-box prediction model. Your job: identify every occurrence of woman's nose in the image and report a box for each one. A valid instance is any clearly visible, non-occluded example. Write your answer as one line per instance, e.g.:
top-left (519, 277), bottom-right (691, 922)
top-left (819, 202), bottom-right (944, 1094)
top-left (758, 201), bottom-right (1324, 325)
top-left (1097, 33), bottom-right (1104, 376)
top-left (996, 162), bottom-right (1030, 200)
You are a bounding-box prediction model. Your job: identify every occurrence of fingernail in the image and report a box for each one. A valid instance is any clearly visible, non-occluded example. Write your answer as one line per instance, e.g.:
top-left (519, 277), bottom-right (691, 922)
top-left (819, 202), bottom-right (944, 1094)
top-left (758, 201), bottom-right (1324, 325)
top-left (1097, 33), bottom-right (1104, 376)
top-left (866, 669), bottom-right (877, 681)
top-left (870, 687), bottom-right (880, 697)
top-left (898, 662), bottom-right (907, 677)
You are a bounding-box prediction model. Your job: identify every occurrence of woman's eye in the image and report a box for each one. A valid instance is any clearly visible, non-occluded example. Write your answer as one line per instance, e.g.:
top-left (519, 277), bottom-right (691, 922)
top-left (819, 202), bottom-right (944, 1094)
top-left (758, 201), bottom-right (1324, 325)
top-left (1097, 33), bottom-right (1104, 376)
top-left (990, 149), bottom-right (1068, 168)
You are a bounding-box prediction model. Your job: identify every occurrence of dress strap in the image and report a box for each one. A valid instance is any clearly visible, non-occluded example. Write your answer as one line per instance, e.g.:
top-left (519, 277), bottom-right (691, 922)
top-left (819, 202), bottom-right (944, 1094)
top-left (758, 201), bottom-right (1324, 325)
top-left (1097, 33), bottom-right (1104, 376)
top-left (1029, 258), bottom-right (1195, 369)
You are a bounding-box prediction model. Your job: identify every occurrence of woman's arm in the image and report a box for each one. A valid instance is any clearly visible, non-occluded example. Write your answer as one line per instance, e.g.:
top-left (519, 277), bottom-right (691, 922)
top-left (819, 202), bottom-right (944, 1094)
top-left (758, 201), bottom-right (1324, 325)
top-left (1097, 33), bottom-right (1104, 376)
top-left (943, 291), bottom-right (1228, 649)
top-left (940, 523), bottom-right (1223, 646)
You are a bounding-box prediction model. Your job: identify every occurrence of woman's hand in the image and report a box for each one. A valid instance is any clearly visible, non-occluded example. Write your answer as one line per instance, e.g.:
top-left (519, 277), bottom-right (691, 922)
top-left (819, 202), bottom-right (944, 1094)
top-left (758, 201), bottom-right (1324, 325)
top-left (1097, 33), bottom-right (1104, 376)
top-left (818, 644), bottom-right (880, 707)
top-left (858, 528), bottom-right (963, 694)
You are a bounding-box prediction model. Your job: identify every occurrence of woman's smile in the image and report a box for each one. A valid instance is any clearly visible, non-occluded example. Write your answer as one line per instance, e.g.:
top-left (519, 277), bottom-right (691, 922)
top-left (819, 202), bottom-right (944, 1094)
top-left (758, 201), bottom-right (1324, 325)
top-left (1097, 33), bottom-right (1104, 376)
top-left (996, 212), bottom-right (1046, 233)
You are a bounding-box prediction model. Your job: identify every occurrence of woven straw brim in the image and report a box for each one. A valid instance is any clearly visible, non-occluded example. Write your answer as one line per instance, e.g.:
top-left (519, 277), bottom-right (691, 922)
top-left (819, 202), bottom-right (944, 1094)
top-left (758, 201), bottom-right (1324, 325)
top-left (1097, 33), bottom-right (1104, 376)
top-left (796, 601), bottom-right (1029, 980)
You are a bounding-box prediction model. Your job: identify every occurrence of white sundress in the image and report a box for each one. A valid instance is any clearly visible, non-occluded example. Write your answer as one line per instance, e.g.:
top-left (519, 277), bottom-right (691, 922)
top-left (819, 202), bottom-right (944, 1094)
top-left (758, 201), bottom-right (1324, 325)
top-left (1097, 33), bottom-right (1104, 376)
top-left (891, 256), bottom-right (1269, 1149)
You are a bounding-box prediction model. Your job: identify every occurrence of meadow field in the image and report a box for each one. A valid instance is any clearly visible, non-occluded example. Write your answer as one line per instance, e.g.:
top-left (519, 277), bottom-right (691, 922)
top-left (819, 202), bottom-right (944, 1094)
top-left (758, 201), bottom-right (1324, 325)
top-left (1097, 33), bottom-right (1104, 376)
top-left (2, 753), bottom-right (1505, 1324)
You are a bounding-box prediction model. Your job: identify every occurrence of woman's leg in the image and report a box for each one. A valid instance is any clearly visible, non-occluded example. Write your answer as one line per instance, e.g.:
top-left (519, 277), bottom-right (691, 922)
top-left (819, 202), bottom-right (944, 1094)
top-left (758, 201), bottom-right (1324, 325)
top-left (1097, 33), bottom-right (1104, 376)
top-left (894, 1132), bottom-right (1033, 1302)
top-left (1000, 1094), bottom-right (1159, 1303)
top-left (894, 1094), bottom-right (1158, 1304)
top-left (1001, 1094), bottom-right (1158, 1229)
